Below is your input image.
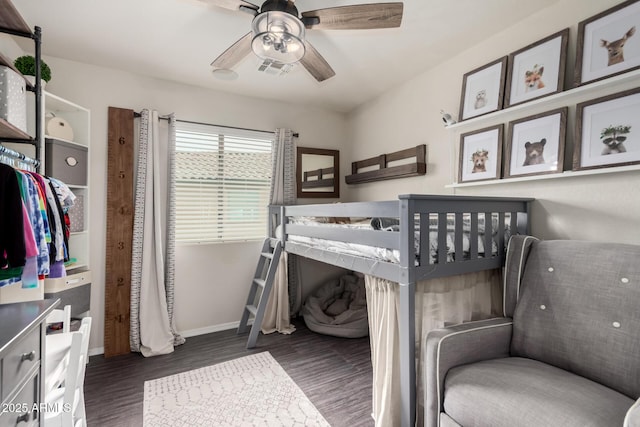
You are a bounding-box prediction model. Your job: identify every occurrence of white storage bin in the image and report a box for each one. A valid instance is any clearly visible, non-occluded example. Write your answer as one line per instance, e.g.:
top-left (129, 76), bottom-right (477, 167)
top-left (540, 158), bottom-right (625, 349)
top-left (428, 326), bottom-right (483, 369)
top-left (0, 65), bottom-right (27, 132)
top-left (0, 279), bottom-right (44, 303)
top-left (44, 269), bottom-right (92, 293)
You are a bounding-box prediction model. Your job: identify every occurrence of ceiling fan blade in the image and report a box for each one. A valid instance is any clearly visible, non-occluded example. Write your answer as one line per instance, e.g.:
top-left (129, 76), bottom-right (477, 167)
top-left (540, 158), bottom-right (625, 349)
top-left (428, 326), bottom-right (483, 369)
top-left (302, 3), bottom-right (403, 30)
top-left (200, 0), bottom-right (259, 13)
top-left (299, 41), bottom-right (336, 82)
top-left (211, 32), bottom-right (253, 69)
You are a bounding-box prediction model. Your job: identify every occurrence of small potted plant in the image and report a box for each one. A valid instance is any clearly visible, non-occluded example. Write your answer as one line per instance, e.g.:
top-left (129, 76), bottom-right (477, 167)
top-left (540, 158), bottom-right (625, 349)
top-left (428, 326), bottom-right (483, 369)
top-left (13, 55), bottom-right (52, 88)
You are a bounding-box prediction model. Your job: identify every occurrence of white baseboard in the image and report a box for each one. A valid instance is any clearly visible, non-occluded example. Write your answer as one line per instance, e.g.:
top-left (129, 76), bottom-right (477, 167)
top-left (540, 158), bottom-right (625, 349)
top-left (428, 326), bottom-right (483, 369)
top-left (89, 347), bottom-right (104, 357)
top-left (179, 321), bottom-right (241, 338)
top-left (87, 321), bottom-right (246, 357)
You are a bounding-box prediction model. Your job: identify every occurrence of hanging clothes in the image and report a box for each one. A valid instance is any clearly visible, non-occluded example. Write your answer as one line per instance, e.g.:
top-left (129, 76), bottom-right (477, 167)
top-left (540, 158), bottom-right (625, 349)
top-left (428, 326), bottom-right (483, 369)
top-left (17, 171), bottom-right (51, 278)
top-left (0, 163), bottom-right (26, 281)
top-left (0, 161), bottom-right (75, 288)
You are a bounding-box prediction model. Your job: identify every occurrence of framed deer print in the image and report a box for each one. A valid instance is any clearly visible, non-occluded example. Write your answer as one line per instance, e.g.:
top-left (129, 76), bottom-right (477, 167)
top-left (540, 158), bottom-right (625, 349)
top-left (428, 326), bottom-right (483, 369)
top-left (576, 0), bottom-right (640, 85)
top-left (574, 87), bottom-right (640, 171)
top-left (504, 29), bottom-right (569, 107)
top-left (459, 57), bottom-right (508, 121)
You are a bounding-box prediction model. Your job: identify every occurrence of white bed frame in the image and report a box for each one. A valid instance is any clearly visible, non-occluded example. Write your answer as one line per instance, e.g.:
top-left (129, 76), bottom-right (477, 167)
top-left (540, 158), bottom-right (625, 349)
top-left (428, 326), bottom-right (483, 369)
top-left (269, 194), bottom-right (533, 427)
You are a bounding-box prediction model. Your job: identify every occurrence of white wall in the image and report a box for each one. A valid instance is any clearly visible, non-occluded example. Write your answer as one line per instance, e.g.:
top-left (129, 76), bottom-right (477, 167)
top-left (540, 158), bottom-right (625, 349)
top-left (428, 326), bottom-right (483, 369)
top-left (41, 57), bottom-right (348, 352)
top-left (346, 0), bottom-right (640, 244)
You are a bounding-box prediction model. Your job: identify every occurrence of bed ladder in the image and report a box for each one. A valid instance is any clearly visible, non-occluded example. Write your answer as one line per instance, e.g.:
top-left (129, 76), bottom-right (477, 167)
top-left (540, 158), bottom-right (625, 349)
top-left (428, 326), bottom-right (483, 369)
top-left (237, 237), bottom-right (283, 349)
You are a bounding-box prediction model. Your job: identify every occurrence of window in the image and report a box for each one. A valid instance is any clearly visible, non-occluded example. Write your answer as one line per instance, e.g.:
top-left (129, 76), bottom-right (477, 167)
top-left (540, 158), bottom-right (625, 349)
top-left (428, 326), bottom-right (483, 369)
top-left (175, 121), bottom-right (273, 243)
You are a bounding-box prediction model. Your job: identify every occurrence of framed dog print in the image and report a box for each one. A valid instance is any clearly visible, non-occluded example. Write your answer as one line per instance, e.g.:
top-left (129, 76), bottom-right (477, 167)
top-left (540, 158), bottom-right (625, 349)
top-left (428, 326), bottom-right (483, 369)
top-left (575, 0), bottom-right (640, 85)
top-left (504, 107), bottom-right (567, 178)
top-left (504, 28), bottom-right (569, 107)
top-left (574, 87), bottom-right (640, 171)
top-left (458, 124), bottom-right (503, 183)
top-left (458, 57), bottom-right (508, 121)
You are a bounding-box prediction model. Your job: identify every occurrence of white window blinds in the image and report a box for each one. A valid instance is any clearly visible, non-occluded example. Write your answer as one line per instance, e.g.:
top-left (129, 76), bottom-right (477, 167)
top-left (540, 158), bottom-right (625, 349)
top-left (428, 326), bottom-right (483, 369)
top-left (175, 121), bottom-right (273, 244)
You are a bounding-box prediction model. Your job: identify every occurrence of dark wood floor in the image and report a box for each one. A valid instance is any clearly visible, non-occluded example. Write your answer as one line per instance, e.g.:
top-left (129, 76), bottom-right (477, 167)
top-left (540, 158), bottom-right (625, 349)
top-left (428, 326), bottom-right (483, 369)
top-left (84, 319), bottom-right (374, 427)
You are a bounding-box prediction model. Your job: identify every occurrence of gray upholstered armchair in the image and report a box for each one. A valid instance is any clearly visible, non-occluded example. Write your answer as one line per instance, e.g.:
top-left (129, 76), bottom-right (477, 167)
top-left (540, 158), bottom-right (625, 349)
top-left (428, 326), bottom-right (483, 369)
top-left (424, 235), bottom-right (640, 427)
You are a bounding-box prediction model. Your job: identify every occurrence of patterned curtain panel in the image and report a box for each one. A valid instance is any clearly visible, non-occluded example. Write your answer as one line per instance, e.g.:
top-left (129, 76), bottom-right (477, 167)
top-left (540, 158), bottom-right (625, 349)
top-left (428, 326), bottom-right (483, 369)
top-left (130, 110), bottom-right (185, 356)
top-left (261, 128), bottom-right (297, 334)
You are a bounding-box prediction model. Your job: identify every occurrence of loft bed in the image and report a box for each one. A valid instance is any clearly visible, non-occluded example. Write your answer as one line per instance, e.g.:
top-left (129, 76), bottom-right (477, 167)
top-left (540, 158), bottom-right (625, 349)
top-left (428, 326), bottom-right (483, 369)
top-left (268, 194), bottom-right (533, 427)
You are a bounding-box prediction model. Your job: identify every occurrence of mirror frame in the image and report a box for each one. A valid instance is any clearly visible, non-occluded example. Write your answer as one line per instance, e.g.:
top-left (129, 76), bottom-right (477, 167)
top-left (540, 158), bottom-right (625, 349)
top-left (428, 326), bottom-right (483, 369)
top-left (296, 147), bottom-right (340, 199)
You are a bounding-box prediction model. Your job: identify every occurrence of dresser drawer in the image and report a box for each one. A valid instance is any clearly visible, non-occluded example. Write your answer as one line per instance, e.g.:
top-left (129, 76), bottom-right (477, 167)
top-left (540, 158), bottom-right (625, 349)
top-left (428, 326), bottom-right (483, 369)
top-left (0, 372), bottom-right (38, 427)
top-left (1, 327), bottom-right (40, 402)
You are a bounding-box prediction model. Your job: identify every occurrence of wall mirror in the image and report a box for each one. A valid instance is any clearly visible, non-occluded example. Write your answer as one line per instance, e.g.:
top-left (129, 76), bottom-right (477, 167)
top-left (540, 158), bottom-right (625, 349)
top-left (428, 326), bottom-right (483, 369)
top-left (296, 147), bottom-right (340, 198)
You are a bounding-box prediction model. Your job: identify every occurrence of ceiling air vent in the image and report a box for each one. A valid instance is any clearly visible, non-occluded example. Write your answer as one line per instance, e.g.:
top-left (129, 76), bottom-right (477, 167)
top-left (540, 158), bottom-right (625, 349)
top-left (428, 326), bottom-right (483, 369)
top-left (258, 59), bottom-right (294, 76)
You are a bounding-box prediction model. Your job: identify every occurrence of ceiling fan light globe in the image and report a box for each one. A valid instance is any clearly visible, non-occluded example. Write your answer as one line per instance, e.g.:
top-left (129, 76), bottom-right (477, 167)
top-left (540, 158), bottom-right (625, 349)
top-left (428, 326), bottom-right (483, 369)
top-left (270, 23), bottom-right (287, 34)
top-left (261, 34), bottom-right (274, 46)
top-left (251, 10), bottom-right (306, 64)
top-left (252, 32), bottom-right (305, 64)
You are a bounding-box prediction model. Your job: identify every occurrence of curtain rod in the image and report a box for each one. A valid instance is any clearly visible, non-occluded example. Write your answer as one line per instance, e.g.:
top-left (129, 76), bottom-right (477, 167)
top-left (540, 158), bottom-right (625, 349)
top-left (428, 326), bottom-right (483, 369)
top-left (133, 112), bottom-right (299, 138)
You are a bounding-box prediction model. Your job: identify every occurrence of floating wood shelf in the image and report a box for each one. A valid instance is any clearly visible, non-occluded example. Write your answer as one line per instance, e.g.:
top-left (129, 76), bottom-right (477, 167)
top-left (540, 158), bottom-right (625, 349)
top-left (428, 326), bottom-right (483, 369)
top-left (0, 117), bottom-right (32, 140)
top-left (301, 166), bottom-right (335, 189)
top-left (345, 144), bottom-right (427, 184)
top-left (0, 0), bottom-right (32, 35)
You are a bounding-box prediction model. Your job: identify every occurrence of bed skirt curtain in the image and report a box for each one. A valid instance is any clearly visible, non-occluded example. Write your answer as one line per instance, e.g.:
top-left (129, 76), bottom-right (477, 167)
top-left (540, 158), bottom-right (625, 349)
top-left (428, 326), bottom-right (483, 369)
top-left (262, 128), bottom-right (297, 335)
top-left (130, 110), bottom-right (185, 357)
top-left (365, 269), bottom-right (502, 426)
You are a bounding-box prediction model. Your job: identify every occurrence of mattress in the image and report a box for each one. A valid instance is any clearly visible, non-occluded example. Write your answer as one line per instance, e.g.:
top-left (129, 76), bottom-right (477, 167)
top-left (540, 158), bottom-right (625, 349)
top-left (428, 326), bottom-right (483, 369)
top-left (285, 215), bottom-right (510, 265)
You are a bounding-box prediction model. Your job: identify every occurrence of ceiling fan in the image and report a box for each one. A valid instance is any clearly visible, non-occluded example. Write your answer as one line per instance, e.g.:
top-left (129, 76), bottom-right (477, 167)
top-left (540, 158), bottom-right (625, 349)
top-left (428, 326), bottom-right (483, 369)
top-left (206, 0), bottom-right (404, 82)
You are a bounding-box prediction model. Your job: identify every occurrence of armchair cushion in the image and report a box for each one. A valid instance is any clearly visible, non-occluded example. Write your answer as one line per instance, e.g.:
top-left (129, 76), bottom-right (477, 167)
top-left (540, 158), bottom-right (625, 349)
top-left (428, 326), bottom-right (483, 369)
top-left (424, 318), bottom-right (512, 427)
top-left (444, 357), bottom-right (634, 427)
top-left (510, 240), bottom-right (640, 399)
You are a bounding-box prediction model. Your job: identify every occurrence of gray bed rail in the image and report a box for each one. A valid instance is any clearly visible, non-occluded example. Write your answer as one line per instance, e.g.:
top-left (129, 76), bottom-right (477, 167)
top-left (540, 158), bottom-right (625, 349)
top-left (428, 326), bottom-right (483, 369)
top-left (269, 194), bottom-right (532, 283)
top-left (268, 194), bottom-right (533, 427)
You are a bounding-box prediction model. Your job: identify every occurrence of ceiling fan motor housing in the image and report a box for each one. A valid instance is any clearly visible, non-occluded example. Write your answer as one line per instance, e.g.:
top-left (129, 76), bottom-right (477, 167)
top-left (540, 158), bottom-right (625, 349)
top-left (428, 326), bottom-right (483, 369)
top-left (259, 0), bottom-right (299, 16)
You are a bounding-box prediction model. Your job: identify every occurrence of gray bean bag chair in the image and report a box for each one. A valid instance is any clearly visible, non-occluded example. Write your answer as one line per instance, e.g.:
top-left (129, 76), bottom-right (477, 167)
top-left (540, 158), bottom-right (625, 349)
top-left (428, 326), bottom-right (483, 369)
top-left (301, 274), bottom-right (369, 338)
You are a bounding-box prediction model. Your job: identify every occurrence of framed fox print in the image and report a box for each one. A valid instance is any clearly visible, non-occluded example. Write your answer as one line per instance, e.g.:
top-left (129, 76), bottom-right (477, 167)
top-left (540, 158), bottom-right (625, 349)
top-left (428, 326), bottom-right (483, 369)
top-left (576, 0), bottom-right (640, 85)
top-left (505, 28), bottom-right (569, 107)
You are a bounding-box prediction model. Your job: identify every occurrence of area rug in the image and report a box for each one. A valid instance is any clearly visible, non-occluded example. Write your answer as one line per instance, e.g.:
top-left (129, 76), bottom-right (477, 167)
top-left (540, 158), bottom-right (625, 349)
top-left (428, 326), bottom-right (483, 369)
top-left (143, 351), bottom-right (330, 426)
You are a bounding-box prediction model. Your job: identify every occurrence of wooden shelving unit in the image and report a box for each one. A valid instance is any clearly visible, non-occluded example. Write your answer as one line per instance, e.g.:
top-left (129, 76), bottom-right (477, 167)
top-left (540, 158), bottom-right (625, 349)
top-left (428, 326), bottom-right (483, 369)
top-left (0, 0), bottom-right (42, 167)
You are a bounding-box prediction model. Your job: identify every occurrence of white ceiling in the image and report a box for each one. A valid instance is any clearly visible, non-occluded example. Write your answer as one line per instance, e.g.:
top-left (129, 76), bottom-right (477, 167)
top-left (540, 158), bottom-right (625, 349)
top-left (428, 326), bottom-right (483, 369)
top-left (13, 0), bottom-right (560, 113)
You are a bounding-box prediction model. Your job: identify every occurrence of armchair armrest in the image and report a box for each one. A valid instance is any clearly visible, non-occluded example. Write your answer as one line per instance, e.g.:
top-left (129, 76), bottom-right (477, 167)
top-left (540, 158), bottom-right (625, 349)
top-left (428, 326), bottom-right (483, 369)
top-left (625, 398), bottom-right (640, 427)
top-left (424, 317), bottom-right (513, 427)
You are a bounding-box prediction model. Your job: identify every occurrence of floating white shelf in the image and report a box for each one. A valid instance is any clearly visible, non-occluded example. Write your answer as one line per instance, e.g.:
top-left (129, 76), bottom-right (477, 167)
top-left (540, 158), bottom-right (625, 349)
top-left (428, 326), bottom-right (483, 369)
top-left (447, 164), bottom-right (640, 188)
top-left (446, 68), bottom-right (640, 189)
top-left (446, 69), bottom-right (640, 132)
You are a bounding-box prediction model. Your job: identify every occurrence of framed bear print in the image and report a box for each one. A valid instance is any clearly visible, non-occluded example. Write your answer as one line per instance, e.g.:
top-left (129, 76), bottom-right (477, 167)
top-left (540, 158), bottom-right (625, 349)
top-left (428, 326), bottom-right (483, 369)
top-left (458, 124), bottom-right (503, 183)
top-left (504, 107), bottom-right (567, 178)
top-left (458, 57), bottom-right (508, 121)
top-left (575, 0), bottom-right (640, 85)
top-left (574, 87), bottom-right (640, 171)
top-left (504, 28), bottom-right (569, 107)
